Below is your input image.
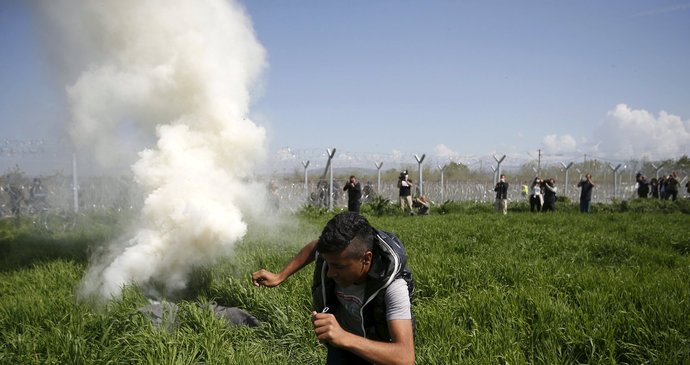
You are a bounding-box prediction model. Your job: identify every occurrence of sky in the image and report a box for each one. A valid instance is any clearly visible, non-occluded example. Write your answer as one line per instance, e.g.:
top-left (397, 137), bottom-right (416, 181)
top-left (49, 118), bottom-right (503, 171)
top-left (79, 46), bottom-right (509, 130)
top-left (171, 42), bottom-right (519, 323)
top-left (2, 0), bottom-right (690, 174)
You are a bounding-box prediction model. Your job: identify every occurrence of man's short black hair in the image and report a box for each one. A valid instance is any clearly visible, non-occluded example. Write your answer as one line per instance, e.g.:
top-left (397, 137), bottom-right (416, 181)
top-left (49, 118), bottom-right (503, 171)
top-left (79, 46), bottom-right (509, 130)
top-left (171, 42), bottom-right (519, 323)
top-left (317, 212), bottom-right (374, 258)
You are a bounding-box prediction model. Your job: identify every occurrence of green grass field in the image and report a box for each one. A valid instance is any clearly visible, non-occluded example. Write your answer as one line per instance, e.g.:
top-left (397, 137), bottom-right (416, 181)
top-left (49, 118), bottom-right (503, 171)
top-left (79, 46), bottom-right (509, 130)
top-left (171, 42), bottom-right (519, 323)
top-left (1, 203), bottom-right (689, 364)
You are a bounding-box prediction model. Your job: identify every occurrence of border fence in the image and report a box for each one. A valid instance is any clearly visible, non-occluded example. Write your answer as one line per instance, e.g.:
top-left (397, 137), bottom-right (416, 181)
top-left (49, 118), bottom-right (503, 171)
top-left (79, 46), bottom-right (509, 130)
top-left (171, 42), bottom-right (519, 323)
top-left (261, 148), bottom-right (690, 212)
top-left (1, 142), bottom-right (689, 218)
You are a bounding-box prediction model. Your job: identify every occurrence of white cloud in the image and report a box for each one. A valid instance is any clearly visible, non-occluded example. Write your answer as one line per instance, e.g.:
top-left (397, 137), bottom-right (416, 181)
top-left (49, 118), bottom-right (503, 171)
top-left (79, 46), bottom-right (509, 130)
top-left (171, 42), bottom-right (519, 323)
top-left (390, 149), bottom-right (405, 163)
top-left (632, 3), bottom-right (690, 18)
top-left (434, 144), bottom-right (460, 160)
top-left (591, 104), bottom-right (690, 159)
top-left (542, 134), bottom-right (577, 155)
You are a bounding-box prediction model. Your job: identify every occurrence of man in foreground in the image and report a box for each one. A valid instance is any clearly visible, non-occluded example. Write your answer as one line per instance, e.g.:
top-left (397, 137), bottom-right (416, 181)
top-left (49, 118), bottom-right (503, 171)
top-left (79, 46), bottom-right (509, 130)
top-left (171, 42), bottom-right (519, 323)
top-left (252, 212), bottom-right (415, 365)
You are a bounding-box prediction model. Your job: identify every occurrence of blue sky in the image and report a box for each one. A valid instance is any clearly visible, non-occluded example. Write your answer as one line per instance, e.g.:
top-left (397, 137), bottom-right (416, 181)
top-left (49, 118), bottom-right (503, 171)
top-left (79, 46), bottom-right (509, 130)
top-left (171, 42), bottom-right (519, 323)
top-left (2, 1), bottom-right (690, 174)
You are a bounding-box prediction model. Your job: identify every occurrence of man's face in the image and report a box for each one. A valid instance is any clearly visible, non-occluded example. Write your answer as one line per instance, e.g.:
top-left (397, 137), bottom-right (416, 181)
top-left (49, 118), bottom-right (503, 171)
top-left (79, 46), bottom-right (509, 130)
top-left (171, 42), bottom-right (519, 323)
top-left (322, 244), bottom-right (372, 288)
top-left (350, 177), bottom-right (356, 184)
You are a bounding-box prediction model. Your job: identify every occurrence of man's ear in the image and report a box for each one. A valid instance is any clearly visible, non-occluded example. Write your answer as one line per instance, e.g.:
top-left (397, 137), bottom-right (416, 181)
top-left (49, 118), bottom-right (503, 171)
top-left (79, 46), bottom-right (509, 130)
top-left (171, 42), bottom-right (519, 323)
top-left (362, 251), bottom-right (373, 265)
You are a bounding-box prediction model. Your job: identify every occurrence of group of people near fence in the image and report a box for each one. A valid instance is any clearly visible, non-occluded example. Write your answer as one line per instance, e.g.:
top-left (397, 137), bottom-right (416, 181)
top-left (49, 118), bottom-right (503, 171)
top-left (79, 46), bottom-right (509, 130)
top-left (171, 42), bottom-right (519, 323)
top-left (513, 174), bottom-right (594, 214)
top-left (343, 169), bottom-right (687, 217)
top-left (1, 178), bottom-right (46, 217)
top-left (343, 172), bottom-right (430, 216)
top-left (522, 176), bottom-right (560, 213)
top-left (635, 171), bottom-right (686, 201)
top-left (397, 170), bottom-right (429, 215)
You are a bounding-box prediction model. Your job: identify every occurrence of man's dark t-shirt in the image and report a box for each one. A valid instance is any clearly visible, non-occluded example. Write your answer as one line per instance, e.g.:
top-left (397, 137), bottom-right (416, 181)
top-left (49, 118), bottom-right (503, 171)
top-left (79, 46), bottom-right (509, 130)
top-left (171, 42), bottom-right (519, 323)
top-left (579, 181), bottom-right (594, 201)
top-left (344, 182), bottom-right (362, 212)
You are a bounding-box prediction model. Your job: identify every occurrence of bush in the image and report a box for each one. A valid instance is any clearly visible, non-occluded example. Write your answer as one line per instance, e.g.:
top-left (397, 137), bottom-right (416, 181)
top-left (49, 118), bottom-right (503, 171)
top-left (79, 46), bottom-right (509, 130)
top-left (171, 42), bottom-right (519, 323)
top-left (556, 195), bottom-right (571, 204)
top-left (295, 204), bottom-right (331, 219)
top-left (433, 200), bottom-right (464, 215)
top-left (361, 196), bottom-right (399, 216)
top-left (614, 198), bottom-right (690, 214)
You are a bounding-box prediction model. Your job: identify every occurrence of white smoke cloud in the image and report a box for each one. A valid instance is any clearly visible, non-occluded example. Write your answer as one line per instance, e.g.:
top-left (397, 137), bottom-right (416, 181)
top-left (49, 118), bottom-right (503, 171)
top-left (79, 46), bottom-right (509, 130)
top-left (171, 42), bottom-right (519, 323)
top-left (274, 147), bottom-right (297, 162)
top-left (36, 0), bottom-right (269, 300)
top-left (591, 104), bottom-right (690, 159)
top-left (542, 134), bottom-right (578, 155)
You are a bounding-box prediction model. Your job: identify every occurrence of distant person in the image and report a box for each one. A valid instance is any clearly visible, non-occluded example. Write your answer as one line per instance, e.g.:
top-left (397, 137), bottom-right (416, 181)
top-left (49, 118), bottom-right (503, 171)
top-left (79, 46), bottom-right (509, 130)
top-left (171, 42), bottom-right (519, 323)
top-left (413, 195), bottom-right (430, 215)
top-left (493, 174), bottom-right (509, 215)
top-left (362, 181), bottom-right (374, 203)
top-left (659, 175), bottom-right (668, 200)
top-left (29, 178), bottom-right (46, 201)
top-left (635, 173), bottom-right (649, 199)
top-left (650, 178), bottom-right (659, 199)
top-left (251, 212), bottom-right (415, 365)
top-left (529, 177), bottom-right (543, 212)
top-left (521, 183), bottom-right (529, 198)
top-left (28, 177), bottom-right (48, 213)
top-left (542, 178), bottom-right (557, 212)
top-left (316, 179), bottom-right (329, 207)
top-left (343, 175), bottom-right (362, 213)
top-left (8, 184), bottom-right (23, 216)
top-left (577, 174), bottom-right (595, 213)
top-left (398, 170), bottom-right (414, 215)
top-left (666, 172), bottom-right (680, 201)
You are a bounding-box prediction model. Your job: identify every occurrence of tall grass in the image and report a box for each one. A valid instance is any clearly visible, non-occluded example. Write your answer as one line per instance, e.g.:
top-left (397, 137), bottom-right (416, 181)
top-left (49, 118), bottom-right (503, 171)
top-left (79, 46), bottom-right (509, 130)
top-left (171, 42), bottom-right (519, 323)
top-left (0, 207), bottom-right (688, 364)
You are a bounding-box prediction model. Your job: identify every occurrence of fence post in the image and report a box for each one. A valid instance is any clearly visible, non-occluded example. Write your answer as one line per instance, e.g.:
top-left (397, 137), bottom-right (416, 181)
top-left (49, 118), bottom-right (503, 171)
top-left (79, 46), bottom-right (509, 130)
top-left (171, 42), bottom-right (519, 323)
top-left (326, 148), bottom-right (336, 210)
top-left (302, 160), bottom-right (310, 203)
top-left (72, 153), bottom-right (79, 213)
top-left (437, 164), bottom-right (445, 202)
top-left (415, 154), bottom-right (426, 196)
top-left (374, 162), bottom-right (383, 197)
top-left (560, 161), bottom-right (574, 197)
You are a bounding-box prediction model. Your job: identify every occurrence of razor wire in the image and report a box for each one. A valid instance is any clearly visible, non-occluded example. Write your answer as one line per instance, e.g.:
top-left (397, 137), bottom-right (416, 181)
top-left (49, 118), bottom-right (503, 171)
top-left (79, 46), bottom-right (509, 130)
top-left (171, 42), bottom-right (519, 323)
top-left (1, 141), bottom-right (689, 219)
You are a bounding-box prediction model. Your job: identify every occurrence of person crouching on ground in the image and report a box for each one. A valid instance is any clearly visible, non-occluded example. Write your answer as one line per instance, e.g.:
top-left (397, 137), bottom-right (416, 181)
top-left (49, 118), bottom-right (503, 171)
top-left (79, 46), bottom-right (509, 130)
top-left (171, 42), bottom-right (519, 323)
top-left (413, 195), bottom-right (430, 215)
top-left (251, 212), bottom-right (415, 365)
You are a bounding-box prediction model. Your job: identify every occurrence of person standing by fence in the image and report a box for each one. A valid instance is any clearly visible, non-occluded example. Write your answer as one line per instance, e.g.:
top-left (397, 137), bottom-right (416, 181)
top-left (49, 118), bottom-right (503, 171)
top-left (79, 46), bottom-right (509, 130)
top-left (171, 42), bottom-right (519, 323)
top-left (666, 172), bottom-right (680, 201)
top-left (542, 178), bottom-right (557, 212)
top-left (577, 174), bottom-right (595, 213)
top-left (650, 178), bottom-right (659, 199)
top-left (343, 175), bottom-right (362, 213)
top-left (494, 174), bottom-right (509, 215)
top-left (529, 177), bottom-right (543, 212)
top-left (398, 170), bottom-right (414, 215)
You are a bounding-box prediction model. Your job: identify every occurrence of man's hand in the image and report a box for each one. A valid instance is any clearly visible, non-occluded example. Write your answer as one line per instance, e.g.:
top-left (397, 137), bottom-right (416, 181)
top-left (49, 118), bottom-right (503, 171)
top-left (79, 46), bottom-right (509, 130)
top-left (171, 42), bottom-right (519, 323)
top-left (312, 311), bottom-right (349, 346)
top-left (251, 269), bottom-right (284, 287)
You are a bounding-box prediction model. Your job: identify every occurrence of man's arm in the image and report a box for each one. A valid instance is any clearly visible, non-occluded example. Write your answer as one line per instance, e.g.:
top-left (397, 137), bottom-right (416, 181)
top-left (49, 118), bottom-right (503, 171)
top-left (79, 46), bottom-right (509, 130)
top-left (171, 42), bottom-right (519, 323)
top-left (251, 239), bottom-right (317, 287)
top-left (312, 314), bottom-right (414, 365)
